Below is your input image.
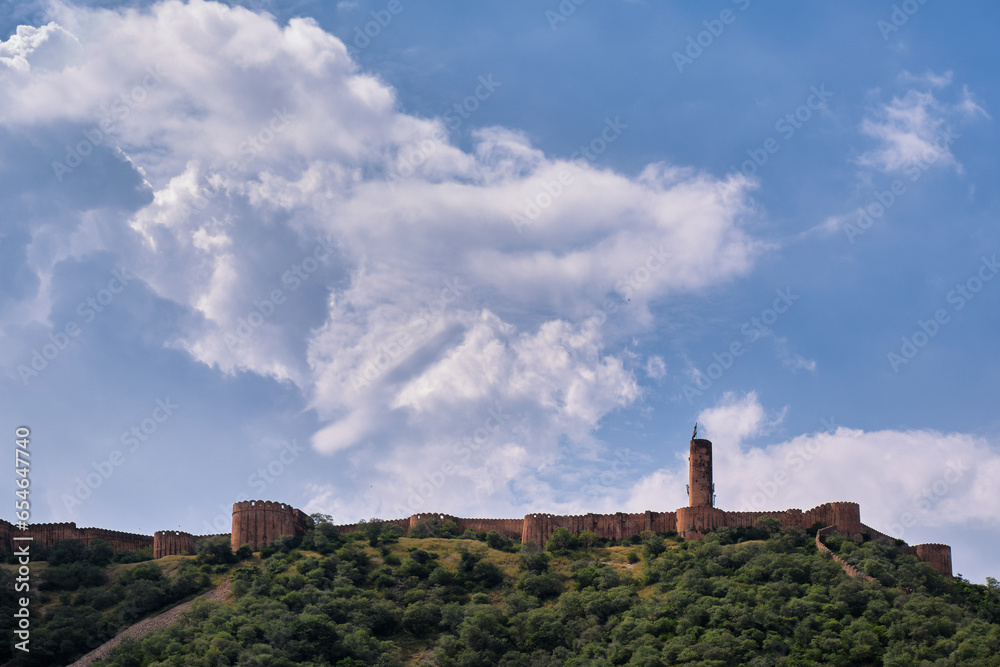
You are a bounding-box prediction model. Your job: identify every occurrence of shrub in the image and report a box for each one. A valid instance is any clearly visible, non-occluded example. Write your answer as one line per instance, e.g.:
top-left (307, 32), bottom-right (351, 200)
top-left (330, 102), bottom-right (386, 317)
top-left (519, 571), bottom-right (564, 600)
top-left (545, 527), bottom-right (580, 554)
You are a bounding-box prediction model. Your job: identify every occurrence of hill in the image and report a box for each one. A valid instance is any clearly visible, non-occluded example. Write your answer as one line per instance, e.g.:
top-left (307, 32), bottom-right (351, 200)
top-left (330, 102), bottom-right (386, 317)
top-left (2, 521), bottom-right (998, 666)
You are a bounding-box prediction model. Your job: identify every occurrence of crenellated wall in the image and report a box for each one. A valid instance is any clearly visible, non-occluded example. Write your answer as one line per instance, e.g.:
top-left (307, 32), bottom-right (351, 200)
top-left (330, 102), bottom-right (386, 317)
top-left (153, 531), bottom-right (196, 559)
top-left (816, 526), bottom-right (875, 582)
top-left (0, 430), bottom-right (954, 580)
top-left (409, 514), bottom-right (524, 539)
top-left (231, 499), bottom-right (310, 551)
top-left (520, 510), bottom-right (677, 546)
top-left (151, 531), bottom-right (233, 558)
top-left (0, 520), bottom-right (154, 553)
top-left (914, 543), bottom-right (952, 576)
top-left (332, 517), bottom-right (411, 535)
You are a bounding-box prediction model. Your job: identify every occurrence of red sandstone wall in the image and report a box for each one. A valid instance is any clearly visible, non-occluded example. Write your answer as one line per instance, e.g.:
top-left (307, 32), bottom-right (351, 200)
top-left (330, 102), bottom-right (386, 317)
top-left (333, 517), bottom-right (411, 535)
top-left (231, 500), bottom-right (310, 551)
top-left (0, 497), bottom-right (951, 577)
top-left (0, 519), bottom-right (12, 553)
top-left (521, 511), bottom-right (677, 546)
top-left (914, 543), bottom-right (952, 577)
top-left (152, 532), bottom-right (233, 559)
top-left (816, 526), bottom-right (875, 583)
top-left (153, 531), bottom-right (196, 559)
top-left (857, 522), bottom-right (951, 576)
top-left (333, 515), bottom-right (524, 539)
top-left (0, 521), bottom-right (154, 552)
top-left (408, 514), bottom-right (523, 539)
top-left (77, 527), bottom-right (154, 552)
top-left (673, 502), bottom-right (862, 540)
top-left (452, 517), bottom-right (522, 539)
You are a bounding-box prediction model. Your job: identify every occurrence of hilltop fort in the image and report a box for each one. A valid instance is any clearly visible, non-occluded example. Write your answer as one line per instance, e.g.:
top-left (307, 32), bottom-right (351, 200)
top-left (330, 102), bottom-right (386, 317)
top-left (0, 435), bottom-right (952, 576)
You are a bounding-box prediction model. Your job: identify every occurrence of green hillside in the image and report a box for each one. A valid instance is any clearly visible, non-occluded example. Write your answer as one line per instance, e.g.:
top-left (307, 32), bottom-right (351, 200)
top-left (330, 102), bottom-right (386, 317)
top-left (3, 520), bottom-right (998, 666)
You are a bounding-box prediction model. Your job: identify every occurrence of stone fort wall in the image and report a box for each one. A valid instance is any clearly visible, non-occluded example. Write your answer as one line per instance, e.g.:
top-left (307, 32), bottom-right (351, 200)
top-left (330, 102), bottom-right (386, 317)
top-left (0, 492), bottom-right (953, 577)
top-left (325, 500), bottom-right (950, 576)
top-left (0, 521), bottom-right (153, 553)
top-left (152, 531), bottom-right (231, 559)
top-left (230, 500), bottom-right (310, 551)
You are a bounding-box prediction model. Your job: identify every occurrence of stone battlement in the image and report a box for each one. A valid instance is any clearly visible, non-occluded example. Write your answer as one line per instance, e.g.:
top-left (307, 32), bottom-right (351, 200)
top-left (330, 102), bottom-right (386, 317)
top-left (0, 438), bottom-right (954, 577)
top-left (231, 499), bottom-right (310, 551)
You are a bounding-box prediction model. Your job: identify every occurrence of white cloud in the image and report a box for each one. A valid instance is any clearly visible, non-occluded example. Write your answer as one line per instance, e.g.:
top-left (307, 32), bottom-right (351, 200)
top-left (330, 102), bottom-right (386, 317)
top-left (645, 355), bottom-right (666, 379)
top-left (695, 390), bottom-right (783, 449)
top-left (774, 336), bottom-right (816, 373)
top-left (858, 89), bottom-right (959, 173)
top-left (857, 75), bottom-right (989, 175)
top-left (0, 0), bottom-right (763, 520)
top-left (897, 69), bottom-right (953, 89)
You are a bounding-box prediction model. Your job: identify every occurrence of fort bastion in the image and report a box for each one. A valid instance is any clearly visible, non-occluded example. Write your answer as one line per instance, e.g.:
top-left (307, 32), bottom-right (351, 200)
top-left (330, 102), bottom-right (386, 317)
top-left (0, 435), bottom-right (952, 576)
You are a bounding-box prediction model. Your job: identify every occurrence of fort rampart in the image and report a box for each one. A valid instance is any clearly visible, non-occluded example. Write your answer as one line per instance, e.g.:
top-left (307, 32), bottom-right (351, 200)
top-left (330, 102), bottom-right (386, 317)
top-left (816, 526), bottom-right (875, 583)
top-left (230, 500), bottom-right (310, 551)
top-left (0, 438), bottom-right (954, 577)
top-left (0, 521), bottom-right (153, 552)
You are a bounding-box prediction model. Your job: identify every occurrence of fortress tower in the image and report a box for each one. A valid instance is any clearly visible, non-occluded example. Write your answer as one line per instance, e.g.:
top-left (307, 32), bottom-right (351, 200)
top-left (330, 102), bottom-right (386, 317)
top-left (688, 428), bottom-right (714, 507)
top-left (231, 500), bottom-right (310, 551)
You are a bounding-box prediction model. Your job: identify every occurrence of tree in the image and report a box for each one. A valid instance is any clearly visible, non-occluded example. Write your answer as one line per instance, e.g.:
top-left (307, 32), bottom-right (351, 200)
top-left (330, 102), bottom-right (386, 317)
top-left (358, 518), bottom-right (386, 547)
top-left (755, 516), bottom-right (783, 534)
top-left (196, 536), bottom-right (237, 565)
top-left (545, 527), bottom-right (580, 554)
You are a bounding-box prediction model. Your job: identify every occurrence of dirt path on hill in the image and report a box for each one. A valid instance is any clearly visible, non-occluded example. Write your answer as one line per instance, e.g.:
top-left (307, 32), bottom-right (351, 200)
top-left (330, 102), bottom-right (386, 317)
top-left (66, 580), bottom-right (231, 666)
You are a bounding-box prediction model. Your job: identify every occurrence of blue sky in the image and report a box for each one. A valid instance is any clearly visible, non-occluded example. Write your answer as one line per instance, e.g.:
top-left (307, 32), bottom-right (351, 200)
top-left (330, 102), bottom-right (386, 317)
top-left (1, 0), bottom-right (997, 583)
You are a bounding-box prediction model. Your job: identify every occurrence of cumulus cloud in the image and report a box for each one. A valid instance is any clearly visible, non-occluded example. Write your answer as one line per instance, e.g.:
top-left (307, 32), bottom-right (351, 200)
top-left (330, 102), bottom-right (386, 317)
top-left (0, 0), bottom-right (764, 520)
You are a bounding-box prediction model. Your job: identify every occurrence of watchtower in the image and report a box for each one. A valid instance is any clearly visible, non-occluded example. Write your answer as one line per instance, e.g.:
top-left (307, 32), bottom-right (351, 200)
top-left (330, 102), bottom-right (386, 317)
top-left (688, 429), bottom-right (714, 507)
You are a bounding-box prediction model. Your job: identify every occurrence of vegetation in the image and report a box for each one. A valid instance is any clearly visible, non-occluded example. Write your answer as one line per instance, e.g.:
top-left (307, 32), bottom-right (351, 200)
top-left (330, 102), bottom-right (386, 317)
top-left (3, 525), bottom-right (998, 666)
top-left (0, 538), bottom-right (227, 666)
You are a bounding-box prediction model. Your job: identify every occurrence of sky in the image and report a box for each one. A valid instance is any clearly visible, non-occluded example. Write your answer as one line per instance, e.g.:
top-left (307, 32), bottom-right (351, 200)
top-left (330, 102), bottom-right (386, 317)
top-left (0, 0), bottom-right (997, 583)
